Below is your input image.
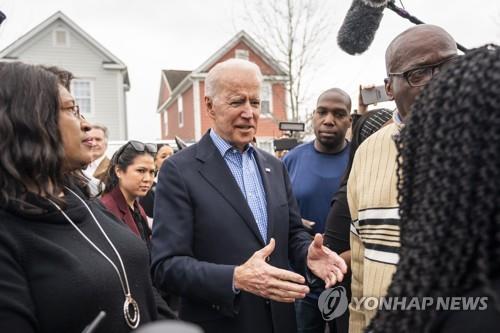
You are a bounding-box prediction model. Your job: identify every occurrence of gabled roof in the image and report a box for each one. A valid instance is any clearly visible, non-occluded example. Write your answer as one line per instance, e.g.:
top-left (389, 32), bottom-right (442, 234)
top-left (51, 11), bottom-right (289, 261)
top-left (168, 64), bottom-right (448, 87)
top-left (158, 30), bottom-right (288, 113)
top-left (163, 70), bottom-right (191, 91)
top-left (194, 30), bottom-right (286, 75)
top-left (0, 11), bottom-right (129, 85)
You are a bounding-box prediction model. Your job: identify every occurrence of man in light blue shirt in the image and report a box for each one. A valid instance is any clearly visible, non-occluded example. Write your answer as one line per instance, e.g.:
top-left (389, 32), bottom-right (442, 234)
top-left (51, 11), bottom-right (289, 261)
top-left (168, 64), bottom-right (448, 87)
top-left (151, 58), bottom-right (347, 333)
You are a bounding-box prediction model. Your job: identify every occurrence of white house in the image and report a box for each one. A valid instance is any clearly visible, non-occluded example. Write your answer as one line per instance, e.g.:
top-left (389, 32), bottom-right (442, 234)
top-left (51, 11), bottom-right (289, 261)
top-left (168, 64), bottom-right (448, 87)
top-left (0, 11), bottom-right (129, 140)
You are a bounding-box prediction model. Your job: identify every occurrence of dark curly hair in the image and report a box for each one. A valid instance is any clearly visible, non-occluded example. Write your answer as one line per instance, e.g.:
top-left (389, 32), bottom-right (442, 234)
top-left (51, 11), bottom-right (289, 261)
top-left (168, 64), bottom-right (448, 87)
top-left (367, 45), bottom-right (500, 332)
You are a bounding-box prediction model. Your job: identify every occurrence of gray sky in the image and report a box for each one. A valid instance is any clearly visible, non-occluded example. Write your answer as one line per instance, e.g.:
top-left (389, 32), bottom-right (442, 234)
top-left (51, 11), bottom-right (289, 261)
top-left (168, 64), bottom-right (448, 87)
top-left (0, 0), bottom-right (499, 140)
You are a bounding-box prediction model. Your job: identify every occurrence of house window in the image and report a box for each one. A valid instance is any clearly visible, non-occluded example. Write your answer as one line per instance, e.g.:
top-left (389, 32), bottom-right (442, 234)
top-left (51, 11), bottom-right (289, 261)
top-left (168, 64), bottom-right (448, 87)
top-left (178, 96), bottom-right (184, 128)
top-left (163, 111), bottom-right (169, 137)
top-left (235, 49), bottom-right (249, 60)
top-left (53, 29), bottom-right (70, 47)
top-left (261, 82), bottom-right (272, 115)
top-left (257, 139), bottom-right (274, 154)
top-left (71, 79), bottom-right (94, 115)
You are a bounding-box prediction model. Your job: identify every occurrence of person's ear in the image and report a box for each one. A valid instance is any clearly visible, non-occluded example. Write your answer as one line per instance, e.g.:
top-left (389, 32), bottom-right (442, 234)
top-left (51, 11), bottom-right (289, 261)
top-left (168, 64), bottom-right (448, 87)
top-left (384, 78), bottom-right (394, 100)
top-left (205, 96), bottom-right (216, 119)
top-left (115, 166), bottom-right (123, 179)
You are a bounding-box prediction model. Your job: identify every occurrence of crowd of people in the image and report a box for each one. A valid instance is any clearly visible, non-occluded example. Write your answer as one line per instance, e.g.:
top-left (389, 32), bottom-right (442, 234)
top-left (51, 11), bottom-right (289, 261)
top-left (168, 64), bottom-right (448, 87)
top-left (0, 22), bottom-right (499, 333)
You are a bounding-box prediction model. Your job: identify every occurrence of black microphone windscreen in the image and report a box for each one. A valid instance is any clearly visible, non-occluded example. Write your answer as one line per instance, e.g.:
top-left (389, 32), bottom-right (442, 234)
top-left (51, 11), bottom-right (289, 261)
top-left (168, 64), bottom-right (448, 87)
top-left (337, 0), bottom-right (386, 55)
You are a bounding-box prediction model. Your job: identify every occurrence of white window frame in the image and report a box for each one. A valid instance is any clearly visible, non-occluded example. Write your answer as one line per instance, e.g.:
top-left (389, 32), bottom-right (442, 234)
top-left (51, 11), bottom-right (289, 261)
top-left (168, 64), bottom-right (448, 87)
top-left (52, 28), bottom-right (70, 48)
top-left (256, 138), bottom-right (274, 154)
top-left (260, 81), bottom-right (273, 116)
top-left (178, 95), bottom-right (184, 128)
top-left (235, 49), bottom-right (249, 60)
top-left (70, 79), bottom-right (95, 116)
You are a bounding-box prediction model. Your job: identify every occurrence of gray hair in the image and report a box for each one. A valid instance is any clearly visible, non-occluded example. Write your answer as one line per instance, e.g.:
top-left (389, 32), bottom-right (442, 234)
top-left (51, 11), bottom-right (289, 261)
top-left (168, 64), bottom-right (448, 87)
top-left (90, 124), bottom-right (109, 140)
top-left (204, 58), bottom-right (263, 99)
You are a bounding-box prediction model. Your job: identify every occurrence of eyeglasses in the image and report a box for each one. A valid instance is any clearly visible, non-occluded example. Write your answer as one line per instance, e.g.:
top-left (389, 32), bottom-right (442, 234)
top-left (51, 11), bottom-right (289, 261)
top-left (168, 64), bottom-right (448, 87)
top-left (61, 104), bottom-right (82, 119)
top-left (114, 140), bottom-right (157, 163)
top-left (388, 56), bottom-right (459, 87)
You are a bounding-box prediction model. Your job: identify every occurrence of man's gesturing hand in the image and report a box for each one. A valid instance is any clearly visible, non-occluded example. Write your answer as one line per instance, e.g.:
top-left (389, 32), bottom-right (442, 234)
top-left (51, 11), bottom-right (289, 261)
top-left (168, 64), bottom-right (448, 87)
top-left (233, 238), bottom-right (310, 303)
top-left (307, 234), bottom-right (348, 288)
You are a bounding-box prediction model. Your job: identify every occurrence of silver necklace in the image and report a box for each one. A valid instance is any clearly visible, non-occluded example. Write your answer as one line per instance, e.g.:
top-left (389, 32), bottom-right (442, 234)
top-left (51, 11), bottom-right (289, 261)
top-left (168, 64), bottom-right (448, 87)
top-left (47, 187), bottom-right (140, 329)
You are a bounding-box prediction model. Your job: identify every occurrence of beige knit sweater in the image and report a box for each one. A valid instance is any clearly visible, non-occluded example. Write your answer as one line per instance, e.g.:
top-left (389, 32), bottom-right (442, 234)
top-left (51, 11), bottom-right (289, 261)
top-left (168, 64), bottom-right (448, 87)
top-left (347, 123), bottom-right (400, 333)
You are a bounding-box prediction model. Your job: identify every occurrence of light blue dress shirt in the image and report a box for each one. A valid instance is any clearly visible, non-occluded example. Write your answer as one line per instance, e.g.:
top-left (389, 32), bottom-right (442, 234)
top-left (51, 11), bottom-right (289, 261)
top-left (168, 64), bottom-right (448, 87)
top-left (209, 129), bottom-right (268, 242)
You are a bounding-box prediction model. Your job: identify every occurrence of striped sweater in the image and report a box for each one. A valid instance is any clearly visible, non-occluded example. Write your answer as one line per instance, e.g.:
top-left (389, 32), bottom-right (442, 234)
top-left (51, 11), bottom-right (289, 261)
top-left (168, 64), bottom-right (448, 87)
top-left (347, 122), bottom-right (400, 333)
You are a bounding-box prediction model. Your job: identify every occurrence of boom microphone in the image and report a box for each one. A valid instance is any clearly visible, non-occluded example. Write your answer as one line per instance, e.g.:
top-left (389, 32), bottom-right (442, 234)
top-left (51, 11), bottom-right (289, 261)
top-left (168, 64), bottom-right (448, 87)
top-left (337, 0), bottom-right (468, 55)
top-left (337, 0), bottom-right (390, 55)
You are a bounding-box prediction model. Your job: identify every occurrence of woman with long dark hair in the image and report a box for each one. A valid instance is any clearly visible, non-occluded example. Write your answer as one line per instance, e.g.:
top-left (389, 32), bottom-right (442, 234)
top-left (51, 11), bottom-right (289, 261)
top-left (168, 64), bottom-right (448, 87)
top-left (101, 141), bottom-right (156, 249)
top-left (100, 142), bottom-right (177, 319)
top-left (0, 62), bottom-right (157, 332)
top-left (140, 143), bottom-right (174, 219)
top-left (368, 45), bottom-right (500, 332)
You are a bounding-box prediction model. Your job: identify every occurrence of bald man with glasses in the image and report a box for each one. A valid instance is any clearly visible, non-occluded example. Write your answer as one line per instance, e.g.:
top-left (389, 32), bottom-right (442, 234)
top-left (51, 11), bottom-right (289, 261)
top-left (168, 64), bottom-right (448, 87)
top-left (347, 24), bottom-right (459, 333)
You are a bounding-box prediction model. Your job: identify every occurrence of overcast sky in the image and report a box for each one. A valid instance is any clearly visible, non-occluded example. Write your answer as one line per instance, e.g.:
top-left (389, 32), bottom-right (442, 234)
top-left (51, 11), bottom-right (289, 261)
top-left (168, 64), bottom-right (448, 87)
top-left (0, 0), bottom-right (499, 140)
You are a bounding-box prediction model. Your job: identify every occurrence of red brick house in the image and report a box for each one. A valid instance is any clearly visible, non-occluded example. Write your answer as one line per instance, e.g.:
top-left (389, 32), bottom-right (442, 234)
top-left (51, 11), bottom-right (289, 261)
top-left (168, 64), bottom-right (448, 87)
top-left (156, 31), bottom-right (289, 152)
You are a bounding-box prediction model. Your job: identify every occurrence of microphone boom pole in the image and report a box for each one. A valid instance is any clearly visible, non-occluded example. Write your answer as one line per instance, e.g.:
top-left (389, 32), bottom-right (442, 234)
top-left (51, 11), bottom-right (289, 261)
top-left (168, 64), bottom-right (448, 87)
top-left (386, 1), bottom-right (468, 52)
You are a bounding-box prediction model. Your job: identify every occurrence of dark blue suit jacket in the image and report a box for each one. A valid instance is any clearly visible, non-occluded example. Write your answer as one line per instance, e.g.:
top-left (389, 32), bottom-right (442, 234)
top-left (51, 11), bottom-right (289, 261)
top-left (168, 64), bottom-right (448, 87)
top-left (151, 132), bottom-right (312, 333)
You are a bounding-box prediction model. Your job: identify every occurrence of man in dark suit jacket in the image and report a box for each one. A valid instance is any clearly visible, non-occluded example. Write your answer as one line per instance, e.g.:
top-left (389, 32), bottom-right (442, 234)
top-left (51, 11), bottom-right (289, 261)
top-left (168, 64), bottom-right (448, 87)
top-left (87, 124), bottom-right (110, 182)
top-left (151, 58), bottom-right (347, 333)
top-left (83, 124), bottom-right (110, 195)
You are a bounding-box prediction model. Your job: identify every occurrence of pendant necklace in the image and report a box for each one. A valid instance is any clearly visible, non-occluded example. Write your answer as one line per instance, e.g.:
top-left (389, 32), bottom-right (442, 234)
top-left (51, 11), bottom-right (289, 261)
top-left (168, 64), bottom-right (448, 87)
top-left (47, 187), bottom-right (140, 329)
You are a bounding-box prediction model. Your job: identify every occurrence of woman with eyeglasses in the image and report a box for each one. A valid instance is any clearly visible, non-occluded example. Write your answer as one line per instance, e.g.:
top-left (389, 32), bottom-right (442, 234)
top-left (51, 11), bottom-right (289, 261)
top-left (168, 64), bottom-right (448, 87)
top-left (101, 141), bottom-right (157, 250)
top-left (0, 62), bottom-right (157, 332)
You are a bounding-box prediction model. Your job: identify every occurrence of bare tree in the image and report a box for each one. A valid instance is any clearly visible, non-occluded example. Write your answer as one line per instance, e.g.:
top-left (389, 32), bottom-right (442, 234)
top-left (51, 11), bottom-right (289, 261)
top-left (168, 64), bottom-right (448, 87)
top-left (241, 0), bottom-right (334, 124)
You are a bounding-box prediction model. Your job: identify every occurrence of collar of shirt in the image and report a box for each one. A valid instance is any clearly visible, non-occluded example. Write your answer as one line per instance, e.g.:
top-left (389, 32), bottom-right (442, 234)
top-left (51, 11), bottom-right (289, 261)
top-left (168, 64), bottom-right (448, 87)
top-left (392, 109), bottom-right (405, 128)
top-left (208, 129), bottom-right (268, 242)
top-left (209, 128), bottom-right (254, 158)
top-left (391, 109), bottom-right (405, 141)
top-left (85, 153), bottom-right (106, 173)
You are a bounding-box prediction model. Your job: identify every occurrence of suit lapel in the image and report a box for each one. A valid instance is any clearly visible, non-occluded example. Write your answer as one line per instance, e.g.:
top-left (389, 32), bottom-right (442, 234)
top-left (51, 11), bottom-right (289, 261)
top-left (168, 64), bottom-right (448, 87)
top-left (196, 133), bottom-right (266, 246)
top-left (253, 149), bottom-right (275, 243)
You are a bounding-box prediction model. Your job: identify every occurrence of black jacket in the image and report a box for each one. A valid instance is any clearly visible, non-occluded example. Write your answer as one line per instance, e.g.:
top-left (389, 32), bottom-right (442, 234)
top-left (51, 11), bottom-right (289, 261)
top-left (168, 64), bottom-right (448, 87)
top-left (151, 132), bottom-right (312, 333)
